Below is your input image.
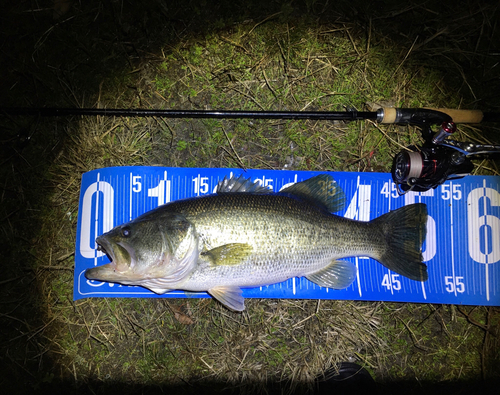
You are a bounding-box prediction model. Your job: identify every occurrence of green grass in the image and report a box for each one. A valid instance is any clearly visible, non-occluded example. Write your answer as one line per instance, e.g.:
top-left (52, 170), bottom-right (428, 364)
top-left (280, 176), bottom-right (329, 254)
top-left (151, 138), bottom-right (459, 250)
top-left (45, 14), bottom-right (500, 385)
top-left (142, 19), bottom-right (470, 174)
top-left (1, 1), bottom-right (499, 393)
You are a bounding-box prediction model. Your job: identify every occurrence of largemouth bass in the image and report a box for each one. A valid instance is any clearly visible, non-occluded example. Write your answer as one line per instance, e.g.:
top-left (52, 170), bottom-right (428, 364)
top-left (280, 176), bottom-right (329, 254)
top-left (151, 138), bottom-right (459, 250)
top-left (85, 174), bottom-right (428, 311)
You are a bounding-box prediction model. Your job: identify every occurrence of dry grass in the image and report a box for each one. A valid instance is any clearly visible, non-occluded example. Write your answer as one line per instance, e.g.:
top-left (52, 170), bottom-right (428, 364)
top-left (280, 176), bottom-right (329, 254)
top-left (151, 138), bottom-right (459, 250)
top-left (1, 1), bottom-right (499, 394)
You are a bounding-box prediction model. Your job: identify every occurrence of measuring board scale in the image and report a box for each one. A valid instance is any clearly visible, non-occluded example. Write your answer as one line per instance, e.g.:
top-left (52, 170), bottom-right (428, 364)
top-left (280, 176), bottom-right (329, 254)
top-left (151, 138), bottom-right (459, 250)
top-left (74, 167), bottom-right (500, 306)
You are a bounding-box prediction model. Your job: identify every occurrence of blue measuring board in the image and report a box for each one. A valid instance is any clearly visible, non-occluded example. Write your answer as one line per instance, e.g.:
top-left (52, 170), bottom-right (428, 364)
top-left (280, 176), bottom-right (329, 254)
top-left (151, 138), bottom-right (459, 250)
top-left (73, 167), bottom-right (500, 306)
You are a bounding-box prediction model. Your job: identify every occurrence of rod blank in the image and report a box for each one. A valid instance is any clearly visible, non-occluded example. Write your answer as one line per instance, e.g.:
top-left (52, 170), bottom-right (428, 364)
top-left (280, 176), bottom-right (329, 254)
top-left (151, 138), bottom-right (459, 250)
top-left (0, 107), bottom-right (378, 121)
top-left (1, 107), bottom-right (498, 124)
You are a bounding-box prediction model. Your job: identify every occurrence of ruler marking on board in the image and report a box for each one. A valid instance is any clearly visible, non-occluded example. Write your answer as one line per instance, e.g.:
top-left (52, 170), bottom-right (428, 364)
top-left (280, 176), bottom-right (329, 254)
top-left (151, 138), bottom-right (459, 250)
top-left (74, 167), bottom-right (500, 306)
top-left (483, 179), bottom-right (490, 301)
top-left (450, 182), bottom-right (457, 298)
top-left (416, 191), bottom-right (428, 300)
top-left (94, 172), bottom-right (101, 268)
top-left (129, 172), bottom-right (133, 221)
top-left (355, 176), bottom-right (363, 297)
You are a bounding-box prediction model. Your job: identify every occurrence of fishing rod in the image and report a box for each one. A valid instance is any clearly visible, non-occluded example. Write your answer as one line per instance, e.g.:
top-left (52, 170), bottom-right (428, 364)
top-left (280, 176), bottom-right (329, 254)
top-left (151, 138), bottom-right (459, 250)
top-left (2, 106), bottom-right (500, 194)
top-left (1, 106), bottom-right (498, 123)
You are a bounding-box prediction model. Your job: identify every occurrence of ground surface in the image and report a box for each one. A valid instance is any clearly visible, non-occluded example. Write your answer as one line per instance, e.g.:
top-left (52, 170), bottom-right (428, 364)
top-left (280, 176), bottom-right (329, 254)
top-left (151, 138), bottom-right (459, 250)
top-left (1, 1), bottom-right (499, 394)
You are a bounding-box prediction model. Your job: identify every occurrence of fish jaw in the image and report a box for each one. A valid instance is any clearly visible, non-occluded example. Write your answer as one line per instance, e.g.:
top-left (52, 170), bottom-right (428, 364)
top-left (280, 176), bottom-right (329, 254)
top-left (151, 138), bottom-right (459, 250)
top-left (85, 235), bottom-right (136, 282)
top-left (95, 234), bottom-right (131, 266)
top-left (84, 257), bottom-right (148, 283)
top-left (86, 263), bottom-right (119, 282)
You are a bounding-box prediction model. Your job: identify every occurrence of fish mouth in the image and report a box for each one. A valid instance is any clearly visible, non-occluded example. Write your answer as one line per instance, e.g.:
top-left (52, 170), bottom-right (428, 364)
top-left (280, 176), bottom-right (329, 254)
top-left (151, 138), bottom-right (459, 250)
top-left (85, 263), bottom-right (118, 282)
top-left (85, 236), bottom-right (133, 282)
top-left (95, 236), bottom-right (118, 264)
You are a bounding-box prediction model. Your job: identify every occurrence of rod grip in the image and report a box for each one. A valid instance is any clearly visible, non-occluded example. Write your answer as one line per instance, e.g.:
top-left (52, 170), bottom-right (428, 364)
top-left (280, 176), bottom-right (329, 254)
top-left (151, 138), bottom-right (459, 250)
top-left (424, 108), bottom-right (484, 123)
top-left (379, 107), bottom-right (484, 124)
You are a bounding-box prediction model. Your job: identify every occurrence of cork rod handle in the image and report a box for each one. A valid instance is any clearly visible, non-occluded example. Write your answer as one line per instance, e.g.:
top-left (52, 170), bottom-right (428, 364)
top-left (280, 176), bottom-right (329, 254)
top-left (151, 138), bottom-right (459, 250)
top-left (380, 107), bottom-right (484, 124)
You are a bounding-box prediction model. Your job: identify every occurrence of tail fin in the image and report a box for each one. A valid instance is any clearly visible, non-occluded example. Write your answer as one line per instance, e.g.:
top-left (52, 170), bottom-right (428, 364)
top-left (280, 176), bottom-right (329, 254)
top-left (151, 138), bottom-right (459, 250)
top-left (372, 203), bottom-right (428, 281)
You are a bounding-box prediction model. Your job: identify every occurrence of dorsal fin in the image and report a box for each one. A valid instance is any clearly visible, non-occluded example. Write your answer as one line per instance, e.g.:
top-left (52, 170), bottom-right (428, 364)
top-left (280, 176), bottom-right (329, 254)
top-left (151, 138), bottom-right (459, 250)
top-left (217, 175), bottom-right (271, 194)
top-left (280, 174), bottom-right (346, 213)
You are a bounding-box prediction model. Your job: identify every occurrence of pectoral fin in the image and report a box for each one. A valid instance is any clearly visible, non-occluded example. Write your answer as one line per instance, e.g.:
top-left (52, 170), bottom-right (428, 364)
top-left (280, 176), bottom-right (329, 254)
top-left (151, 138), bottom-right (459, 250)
top-left (306, 260), bottom-right (357, 289)
top-left (202, 243), bottom-right (253, 266)
top-left (208, 286), bottom-right (245, 311)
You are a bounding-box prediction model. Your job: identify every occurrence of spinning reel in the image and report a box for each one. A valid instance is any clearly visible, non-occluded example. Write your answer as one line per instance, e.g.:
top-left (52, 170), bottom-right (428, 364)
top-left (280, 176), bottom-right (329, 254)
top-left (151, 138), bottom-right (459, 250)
top-left (389, 109), bottom-right (500, 194)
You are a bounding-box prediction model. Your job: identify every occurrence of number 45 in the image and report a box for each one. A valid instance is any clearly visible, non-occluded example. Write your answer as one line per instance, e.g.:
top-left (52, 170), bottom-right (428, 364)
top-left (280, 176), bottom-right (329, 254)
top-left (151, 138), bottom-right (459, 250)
top-left (382, 273), bottom-right (401, 291)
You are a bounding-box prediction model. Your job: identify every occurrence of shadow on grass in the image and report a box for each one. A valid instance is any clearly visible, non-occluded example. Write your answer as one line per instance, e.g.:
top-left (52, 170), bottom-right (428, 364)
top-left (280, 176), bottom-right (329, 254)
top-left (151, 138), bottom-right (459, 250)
top-left (14, 376), bottom-right (500, 395)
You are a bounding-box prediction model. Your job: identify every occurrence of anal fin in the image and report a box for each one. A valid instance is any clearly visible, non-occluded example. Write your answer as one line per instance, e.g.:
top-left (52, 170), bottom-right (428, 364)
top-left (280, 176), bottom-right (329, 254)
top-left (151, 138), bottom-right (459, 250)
top-left (306, 260), bottom-right (357, 289)
top-left (208, 286), bottom-right (245, 312)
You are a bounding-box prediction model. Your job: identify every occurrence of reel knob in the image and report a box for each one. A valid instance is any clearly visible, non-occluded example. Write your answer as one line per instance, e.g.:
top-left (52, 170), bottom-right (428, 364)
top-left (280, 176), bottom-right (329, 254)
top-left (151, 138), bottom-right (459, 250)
top-left (432, 121), bottom-right (456, 145)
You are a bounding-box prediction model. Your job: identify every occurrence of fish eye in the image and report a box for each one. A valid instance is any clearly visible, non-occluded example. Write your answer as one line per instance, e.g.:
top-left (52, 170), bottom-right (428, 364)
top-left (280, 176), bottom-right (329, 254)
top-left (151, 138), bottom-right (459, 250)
top-left (121, 226), bottom-right (131, 238)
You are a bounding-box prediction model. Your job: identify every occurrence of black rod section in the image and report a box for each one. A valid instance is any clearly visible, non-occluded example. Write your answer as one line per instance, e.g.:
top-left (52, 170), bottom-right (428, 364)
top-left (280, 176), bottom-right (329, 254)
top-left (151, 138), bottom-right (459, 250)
top-left (483, 112), bottom-right (500, 123)
top-left (0, 107), bottom-right (378, 121)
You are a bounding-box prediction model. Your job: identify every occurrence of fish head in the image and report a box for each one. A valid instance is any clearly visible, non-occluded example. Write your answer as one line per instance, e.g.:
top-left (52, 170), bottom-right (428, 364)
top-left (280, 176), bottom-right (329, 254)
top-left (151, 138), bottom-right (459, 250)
top-left (85, 213), bottom-right (198, 287)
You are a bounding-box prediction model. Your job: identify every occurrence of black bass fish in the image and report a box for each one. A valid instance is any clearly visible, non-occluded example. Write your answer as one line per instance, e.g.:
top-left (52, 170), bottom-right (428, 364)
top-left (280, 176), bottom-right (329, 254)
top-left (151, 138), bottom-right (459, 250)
top-left (85, 174), bottom-right (428, 311)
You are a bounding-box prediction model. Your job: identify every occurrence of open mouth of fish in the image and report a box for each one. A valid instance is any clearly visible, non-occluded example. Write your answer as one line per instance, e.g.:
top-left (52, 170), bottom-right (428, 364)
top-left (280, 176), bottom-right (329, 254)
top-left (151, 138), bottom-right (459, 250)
top-left (85, 237), bottom-right (132, 281)
top-left (95, 237), bottom-right (118, 269)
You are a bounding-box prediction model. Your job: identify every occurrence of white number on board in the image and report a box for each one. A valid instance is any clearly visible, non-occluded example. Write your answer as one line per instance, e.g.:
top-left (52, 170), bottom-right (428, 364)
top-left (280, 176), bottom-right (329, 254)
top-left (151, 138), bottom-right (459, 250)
top-left (79, 178), bottom-right (114, 259)
top-left (149, 172), bottom-right (171, 206)
top-left (193, 175), bottom-right (209, 195)
top-left (382, 274), bottom-right (402, 291)
top-left (444, 276), bottom-right (465, 293)
top-left (441, 183), bottom-right (462, 201)
top-left (467, 186), bottom-right (500, 264)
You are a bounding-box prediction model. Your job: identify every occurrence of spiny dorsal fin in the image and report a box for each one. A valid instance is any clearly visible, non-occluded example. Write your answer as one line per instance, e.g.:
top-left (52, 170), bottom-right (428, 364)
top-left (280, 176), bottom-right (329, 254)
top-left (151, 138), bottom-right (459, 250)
top-left (280, 174), bottom-right (346, 213)
top-left (217, 175), bottom-right (271, 194)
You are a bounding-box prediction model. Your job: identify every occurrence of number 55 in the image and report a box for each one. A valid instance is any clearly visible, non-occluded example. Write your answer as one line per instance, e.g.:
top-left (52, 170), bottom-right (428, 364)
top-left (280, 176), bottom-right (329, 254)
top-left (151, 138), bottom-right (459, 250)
top-left (445, 276), bottom-right (465, 293)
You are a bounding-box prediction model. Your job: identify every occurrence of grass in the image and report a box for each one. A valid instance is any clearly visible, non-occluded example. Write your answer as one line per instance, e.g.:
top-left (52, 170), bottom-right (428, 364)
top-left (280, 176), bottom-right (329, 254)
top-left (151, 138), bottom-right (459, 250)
top-left (1, 0), bottom-right (499, 394)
